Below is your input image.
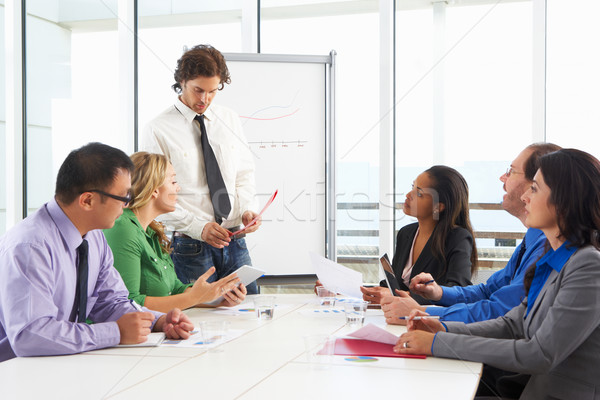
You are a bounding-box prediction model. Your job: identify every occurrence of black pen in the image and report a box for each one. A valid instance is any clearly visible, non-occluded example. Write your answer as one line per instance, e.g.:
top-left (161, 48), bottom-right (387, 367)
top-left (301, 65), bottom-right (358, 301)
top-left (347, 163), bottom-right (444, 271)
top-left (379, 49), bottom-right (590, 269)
top-left (398, 315), bottom-right (440, 320)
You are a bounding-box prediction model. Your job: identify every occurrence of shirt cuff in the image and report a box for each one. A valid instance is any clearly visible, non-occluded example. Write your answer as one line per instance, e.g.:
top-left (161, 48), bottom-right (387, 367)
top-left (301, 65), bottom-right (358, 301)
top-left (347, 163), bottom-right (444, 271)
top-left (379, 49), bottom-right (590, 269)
top-left (189, 221), bottom-right (208, 241)
top-left (431, 332), bottom-right (439, 355)
top-left (95, 321), bottom-right (123, 348)
top-left (424, 306), bottom-right (446, 317)
top-left (141, 308), bottom-right (165, 331)
top-left (437, 286), bottom-right (459, 306)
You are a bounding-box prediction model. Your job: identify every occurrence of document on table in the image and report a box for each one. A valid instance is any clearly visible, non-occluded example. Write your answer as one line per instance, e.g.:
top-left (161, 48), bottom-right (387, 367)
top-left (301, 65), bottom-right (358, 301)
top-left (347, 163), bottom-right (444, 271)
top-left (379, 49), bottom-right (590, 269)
top-left (333, 324), bottom-right (427, 359)
top-left (333, 338), bottom-right (426, 359)
top-left (310, 252), bottom-right (363, 299)
top-left (212, 304), bottom-right (259, 316)
top-left (161, 329), bottom-right (246, 348)
top-left (347, 323), bottom-right (398, 345)
top-left (116, 332), bottom-right (165, 347)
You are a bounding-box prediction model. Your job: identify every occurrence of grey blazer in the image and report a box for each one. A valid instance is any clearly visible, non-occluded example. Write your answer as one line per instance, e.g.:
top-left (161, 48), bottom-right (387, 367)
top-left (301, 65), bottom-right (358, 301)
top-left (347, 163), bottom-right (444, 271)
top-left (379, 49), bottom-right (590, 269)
top-left (433, 246), bottom-right (600, 400)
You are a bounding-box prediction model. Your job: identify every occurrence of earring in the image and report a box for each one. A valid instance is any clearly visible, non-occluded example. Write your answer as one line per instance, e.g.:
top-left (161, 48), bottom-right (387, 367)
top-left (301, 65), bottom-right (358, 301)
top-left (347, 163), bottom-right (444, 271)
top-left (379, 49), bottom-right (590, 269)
top-left (433, 209), bottom-right (439, 219)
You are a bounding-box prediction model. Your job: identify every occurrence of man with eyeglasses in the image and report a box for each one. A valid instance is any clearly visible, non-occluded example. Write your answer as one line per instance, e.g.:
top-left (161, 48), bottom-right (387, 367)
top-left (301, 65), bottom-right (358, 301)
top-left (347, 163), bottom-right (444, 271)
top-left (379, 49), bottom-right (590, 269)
top-left (380, 142), bottom-right (561, 398)
top-left (381, 142), bottom-right (561, 323)
top-left (0, 142), bottom-right (194, 363)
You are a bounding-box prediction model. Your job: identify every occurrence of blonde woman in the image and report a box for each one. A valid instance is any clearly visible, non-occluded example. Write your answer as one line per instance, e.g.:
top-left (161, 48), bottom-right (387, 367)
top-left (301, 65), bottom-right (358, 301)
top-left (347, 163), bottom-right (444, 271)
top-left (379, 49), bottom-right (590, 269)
top-left (104, 152), bottom-right (246, 312)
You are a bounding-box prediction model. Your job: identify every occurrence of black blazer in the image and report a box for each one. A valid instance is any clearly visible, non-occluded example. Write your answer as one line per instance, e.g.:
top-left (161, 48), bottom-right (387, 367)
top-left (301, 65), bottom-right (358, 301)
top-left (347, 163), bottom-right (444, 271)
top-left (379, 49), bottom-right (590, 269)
top-left (381, 222), bottom-right (473, 305)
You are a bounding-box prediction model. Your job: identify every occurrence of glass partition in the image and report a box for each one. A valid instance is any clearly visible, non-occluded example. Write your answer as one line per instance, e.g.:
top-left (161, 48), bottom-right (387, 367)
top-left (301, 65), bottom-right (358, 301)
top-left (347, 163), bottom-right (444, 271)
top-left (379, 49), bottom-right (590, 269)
top-left (137, 0), bottom-right (243, 133)
top-left (395, 0), bottom-right (533, 272)
top-left (261, 1), bottom-right (380, 280)
top-left (0, 0), bottom-right (6, 233)
top-left (546, 0), bottom-right (600, 158)
top-left (25, 0), bottom-right (125, 214)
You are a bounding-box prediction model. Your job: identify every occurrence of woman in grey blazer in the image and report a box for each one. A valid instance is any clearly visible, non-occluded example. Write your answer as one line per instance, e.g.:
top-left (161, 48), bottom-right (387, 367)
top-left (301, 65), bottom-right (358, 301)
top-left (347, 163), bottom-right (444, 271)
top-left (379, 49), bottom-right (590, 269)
top-left (394, 148), bottom-right (600, 400)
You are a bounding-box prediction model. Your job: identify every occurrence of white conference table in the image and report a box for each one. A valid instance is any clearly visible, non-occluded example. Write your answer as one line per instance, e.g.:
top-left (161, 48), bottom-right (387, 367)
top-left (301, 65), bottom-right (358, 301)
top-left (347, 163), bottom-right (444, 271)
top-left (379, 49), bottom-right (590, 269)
top-left (0, 294), bottom-right (482, 400)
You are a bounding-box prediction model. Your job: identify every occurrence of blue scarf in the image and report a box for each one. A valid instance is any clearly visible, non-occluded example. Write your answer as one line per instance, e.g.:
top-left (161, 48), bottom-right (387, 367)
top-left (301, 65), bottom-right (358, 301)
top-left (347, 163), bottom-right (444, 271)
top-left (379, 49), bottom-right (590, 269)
top-left (526, 241), bottom-right (577, 316)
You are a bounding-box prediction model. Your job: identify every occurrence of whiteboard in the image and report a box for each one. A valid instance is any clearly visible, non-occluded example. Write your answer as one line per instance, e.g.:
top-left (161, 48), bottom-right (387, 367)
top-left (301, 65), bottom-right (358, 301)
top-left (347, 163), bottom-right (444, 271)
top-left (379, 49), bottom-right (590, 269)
top-left (219, 53), bottom-right (335, 276)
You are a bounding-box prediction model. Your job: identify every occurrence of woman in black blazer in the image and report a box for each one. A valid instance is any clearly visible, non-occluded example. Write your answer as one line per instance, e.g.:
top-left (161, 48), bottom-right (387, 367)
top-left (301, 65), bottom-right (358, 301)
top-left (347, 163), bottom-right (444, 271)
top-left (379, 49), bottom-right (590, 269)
top-left (362, 165), bottom-right (477, 305)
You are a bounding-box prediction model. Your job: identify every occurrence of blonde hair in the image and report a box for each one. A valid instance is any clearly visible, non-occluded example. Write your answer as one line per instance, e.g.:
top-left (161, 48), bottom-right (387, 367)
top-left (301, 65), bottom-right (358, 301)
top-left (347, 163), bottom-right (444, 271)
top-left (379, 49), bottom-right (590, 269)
top-left (129, 152), bottom-right (172, 254)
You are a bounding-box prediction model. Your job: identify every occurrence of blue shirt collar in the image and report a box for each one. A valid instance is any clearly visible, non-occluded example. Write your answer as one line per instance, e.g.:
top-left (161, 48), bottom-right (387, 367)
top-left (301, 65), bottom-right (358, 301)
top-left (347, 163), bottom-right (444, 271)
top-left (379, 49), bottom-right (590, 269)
top-left (536, 240), bottom-right (577, 273)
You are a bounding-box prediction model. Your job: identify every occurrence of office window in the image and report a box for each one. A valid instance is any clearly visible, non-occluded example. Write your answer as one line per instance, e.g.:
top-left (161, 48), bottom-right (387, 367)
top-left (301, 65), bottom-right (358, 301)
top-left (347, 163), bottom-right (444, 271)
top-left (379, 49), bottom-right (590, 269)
top-left (137, 0), bottom-right (243, 131)
top-left (261, 1), bottom-right (380, 279)
top-left (0, 1), bottom-right (5, 234)
top-left (546, 0), bottom-right (600, 159)
top-left (395, 1), bottom-right (532, 269)
top-left (395, 5), bottom-right (434, 220)
top-left (25, 0), bottom-right (124, 214)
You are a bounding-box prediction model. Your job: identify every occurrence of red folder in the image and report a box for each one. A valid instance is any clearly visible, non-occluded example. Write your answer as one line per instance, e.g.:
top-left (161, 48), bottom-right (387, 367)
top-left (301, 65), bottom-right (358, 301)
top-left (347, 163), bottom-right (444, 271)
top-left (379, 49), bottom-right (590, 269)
top-left (334, 338), bottom-right (426, 359)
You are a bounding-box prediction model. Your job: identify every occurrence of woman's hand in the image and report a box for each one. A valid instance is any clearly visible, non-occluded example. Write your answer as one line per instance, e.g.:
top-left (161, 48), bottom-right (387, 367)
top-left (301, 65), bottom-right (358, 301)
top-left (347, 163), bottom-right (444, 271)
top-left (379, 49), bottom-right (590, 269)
top-left (188, 267), bottom-right (240, 305)
top-left (381, 291), bottom-right (424, 325)
top-left (360, 286), bottom-right (392, 304)
top-left (393, 330), bottom-right (436, 355)
top-left (220, 283), bottom-right (247, 307)
top-left (405, 309), bottom-right (446, 333)
top-left (393, 310), bottom-right (446, 355)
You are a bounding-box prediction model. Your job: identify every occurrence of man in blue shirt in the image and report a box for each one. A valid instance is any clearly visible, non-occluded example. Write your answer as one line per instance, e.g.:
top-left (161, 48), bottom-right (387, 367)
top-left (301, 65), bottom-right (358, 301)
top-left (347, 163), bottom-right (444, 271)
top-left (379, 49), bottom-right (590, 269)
top-left (381, 143), bottom-right (560, 324)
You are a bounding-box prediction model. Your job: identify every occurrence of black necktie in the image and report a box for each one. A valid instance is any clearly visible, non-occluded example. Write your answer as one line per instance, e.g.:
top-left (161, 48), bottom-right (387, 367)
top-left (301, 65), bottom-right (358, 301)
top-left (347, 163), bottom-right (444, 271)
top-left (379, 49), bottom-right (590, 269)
top-left (511, 235), bottom-right (527, 280)
top-left (195, 114), bottom-right (231, 224)
top-left (70, 239), bottom-right (89, 323)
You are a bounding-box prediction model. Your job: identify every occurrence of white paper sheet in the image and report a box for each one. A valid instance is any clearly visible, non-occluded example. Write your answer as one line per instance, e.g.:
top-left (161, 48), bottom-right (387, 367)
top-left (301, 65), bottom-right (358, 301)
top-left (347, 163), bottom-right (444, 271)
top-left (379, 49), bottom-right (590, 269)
top-left (347, 323), bottom-right (399, 345)
top-left (299, 308), bottom-right (345, 317)
top-left (161, 329), bottom-right (246, 348)
top-left (309, 252), bottom-right (363, 299)
top-left (116, 332), bottom-right (165, 347)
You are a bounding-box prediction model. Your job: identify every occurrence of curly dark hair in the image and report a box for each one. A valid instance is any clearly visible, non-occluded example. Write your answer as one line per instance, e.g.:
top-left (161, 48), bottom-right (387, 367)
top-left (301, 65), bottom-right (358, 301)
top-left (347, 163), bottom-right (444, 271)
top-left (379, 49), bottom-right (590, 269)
top-left (523, 148), bottom-right (600, 294)
top-left (172, 44), bottom-right (231, 93)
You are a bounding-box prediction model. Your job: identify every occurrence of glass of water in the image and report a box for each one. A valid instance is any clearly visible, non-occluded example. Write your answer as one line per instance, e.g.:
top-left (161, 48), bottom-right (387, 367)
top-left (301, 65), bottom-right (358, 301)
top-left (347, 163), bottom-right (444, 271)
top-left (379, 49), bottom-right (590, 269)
top-left (199, 320), bottom-right (229, 352)
top-left (344, 301), bottom-right (368, 328)
top-left (254, 296), bottom-right (276, 320)
top-left (316, 286), bottom-right (336, 307)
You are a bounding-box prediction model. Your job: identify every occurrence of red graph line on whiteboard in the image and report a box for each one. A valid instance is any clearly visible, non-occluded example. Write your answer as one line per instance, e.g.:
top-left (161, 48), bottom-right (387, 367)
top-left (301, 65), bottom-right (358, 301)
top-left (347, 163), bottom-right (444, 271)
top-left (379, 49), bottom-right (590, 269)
top-left (239, 108), bottom-right (300, 121)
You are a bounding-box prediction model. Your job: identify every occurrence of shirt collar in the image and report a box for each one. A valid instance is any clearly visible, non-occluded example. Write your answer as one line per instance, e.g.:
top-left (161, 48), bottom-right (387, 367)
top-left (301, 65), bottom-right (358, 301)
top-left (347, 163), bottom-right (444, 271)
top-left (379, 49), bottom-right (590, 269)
top-left (122, 208), bottom-right (153, 238)
top-left (174, 97), bottom-right (214, 123)
top-left (47, 197), bottom-right (86, 252)
top-left (536, 240), bottom-right (578, 273)
top-left (525, 227), bottom-right (544, 242)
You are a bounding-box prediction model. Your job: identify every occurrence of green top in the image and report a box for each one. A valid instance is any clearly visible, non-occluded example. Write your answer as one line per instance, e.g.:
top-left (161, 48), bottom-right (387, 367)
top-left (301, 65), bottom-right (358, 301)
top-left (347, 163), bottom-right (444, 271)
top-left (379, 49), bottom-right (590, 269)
top-left (103, 208), bottom-right (191, 305)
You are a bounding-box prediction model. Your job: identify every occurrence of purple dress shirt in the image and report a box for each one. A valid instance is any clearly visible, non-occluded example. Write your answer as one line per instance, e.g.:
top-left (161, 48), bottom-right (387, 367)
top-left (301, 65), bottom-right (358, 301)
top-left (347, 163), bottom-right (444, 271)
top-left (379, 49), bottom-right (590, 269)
top-left (0, 199), bottom-right (162, 362)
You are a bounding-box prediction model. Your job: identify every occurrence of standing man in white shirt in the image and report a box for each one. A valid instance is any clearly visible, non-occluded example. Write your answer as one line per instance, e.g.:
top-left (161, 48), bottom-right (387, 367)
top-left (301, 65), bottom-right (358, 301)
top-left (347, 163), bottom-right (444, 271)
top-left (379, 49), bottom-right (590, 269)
top-left (143, 44), bottom-right (261, 294)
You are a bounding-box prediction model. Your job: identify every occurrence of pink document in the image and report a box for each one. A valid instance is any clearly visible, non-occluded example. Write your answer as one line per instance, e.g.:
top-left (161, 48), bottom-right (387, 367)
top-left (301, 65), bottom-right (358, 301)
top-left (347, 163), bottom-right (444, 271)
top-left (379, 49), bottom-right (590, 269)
top-left (333, 338), bottom-right (426, 359)
top-left (229, 190), bottom-right (278, 237)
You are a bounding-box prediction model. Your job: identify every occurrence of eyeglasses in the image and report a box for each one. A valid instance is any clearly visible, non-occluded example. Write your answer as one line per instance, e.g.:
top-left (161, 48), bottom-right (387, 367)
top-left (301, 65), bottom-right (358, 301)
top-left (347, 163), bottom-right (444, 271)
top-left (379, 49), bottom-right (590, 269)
top-left (505, 167), bottom-right (524, 177)
top-left (85, 189), bottom-right (132, 206)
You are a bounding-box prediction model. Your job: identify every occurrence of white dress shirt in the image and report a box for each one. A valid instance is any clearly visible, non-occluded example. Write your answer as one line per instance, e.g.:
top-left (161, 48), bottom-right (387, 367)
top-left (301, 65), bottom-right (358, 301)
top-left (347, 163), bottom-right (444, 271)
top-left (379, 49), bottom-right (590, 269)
top-left (142, 98), bottom-right (257, 240)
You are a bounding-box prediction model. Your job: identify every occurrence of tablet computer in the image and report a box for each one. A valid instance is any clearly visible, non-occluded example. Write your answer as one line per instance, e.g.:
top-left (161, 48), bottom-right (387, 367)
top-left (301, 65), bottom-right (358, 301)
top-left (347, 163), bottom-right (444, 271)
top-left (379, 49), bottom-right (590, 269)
top-left (379, 254), bottom-right (401, 296)
top-left (205, 265), bottom-right (265, 306)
